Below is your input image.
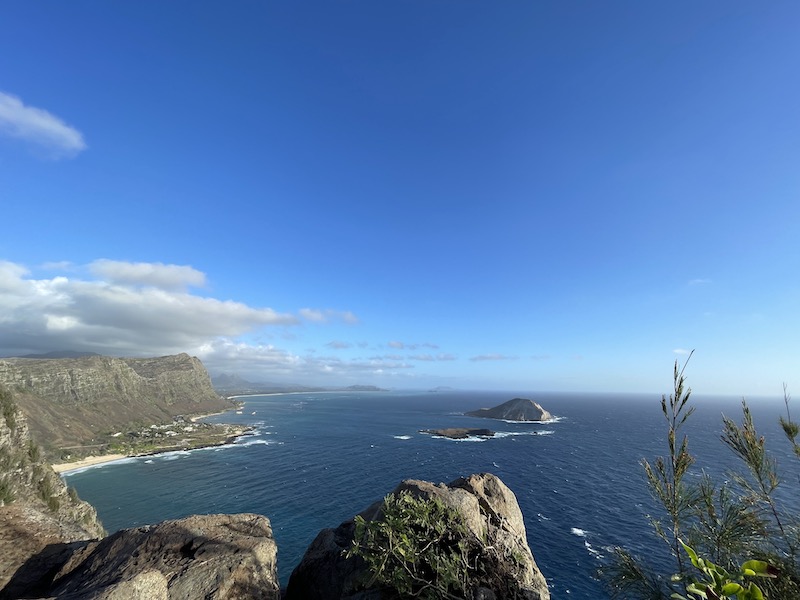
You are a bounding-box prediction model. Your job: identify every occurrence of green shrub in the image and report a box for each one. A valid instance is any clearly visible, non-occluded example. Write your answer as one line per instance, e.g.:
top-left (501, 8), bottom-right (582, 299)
top-left (673, 541), bottom-right (775, 600)
top-left (1, 388), bottom-right (16, 431)
top-left (346, 489), bottom-right (533, 599)
top-left (600, 358), bottom-right (800, 599)
top-left (346, 491), bottom-right (472, 599)
top-left (0, 477), bottom-right (14, 505)
top-left (27, 439), bottom-right (41, 463)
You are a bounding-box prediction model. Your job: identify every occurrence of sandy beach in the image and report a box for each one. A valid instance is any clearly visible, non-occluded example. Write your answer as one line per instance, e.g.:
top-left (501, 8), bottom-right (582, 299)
top-left (189, 410), bottom-right (226, 422)
top-left (51, 453), bottom-right (129, 474)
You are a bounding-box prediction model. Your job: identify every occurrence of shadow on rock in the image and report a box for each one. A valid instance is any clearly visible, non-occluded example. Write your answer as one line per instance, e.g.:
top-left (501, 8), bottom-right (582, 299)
top-left (1, 513), bottom-right (279, 600)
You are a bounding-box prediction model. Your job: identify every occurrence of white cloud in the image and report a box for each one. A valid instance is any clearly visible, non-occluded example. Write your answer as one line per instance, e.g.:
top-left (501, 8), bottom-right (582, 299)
top-left (197, 339), bottom-right (414, 383)
top-left (409, 353), bottom-right (456, 362)
top-left (469, 353), bottom-right (517, 362)
top-left (326, 340), bottom-right (352, 349)
top-left (0, 260), bottom-right (296, 357)
top-left (90, 259), bottom-right (206, 291)
top-left (374, 354), bottom-right (405, 361)
top-left (0, 260), bottom-right (451, 386)
top-left (673, 348), bottom-right (692, 355)
top-left (300, 308), bottom-right (359, 324)
top-left (0, 91), bottom-right (86, 158)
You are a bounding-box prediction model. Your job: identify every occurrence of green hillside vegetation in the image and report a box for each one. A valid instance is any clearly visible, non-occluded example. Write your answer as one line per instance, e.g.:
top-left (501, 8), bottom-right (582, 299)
top-left (601, 356), bottom-right (800, 599)
top-left (0, 386), bottom-right (102, 526)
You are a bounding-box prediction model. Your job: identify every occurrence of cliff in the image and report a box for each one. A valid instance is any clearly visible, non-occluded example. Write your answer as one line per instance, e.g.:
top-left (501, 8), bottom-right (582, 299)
top-left (466, 398), bottom-right (552, 422)
top-left (0, 387), bottom-right (104, 594)
top-left (0, 353), bottom-right (235, 459)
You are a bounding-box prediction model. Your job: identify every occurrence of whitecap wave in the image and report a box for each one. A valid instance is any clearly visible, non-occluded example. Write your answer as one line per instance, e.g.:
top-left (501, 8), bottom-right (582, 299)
top-left (571, 527), bottom-right (587, 537)
top-left (160, 450), bottom-right (192, 460)
top-left (496, 415), bottom-right (564, 424)
top-left (431, 435), bottom-right (489, 443)
top-left (584, 540), bottom-right (604, 559)
top-left (494, 430), bottom-right (554, 438)
top-left (393, 435), bottom-right (412, 440)
top-left (235, 438), bottom-right (273, 447)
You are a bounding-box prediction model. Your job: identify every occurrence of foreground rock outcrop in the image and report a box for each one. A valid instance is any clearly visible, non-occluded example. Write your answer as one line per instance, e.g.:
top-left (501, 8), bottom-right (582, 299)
top-left (286, 473), bottom-right (550, 600)
top-left (0, 353), bottom-right (235, 459)
top-left (3, 513), bottom-right (279, 600)
top-left (466, 398), bottom-right (552, 422)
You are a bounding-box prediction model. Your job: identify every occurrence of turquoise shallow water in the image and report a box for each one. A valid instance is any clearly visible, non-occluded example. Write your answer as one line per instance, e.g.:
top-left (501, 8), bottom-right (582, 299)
top-left (63, 390), bottom-right (798, 597)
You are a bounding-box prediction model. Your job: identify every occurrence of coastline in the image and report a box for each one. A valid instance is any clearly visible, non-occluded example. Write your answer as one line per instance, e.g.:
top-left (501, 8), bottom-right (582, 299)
top-left (189, 410), bottom-right (227, 422)
top-left (52, 453), bottom-right (130, 474)
top-left (52, 428), bottom-right (253, 475)
top-left (53, 408), bottom-right (252, 475)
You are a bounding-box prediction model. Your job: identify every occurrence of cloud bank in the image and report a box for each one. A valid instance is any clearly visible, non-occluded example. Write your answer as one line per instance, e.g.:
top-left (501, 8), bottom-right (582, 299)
top-left (0, 92), bottom-right (87, 158)
top-left (0, 260), bottom-right (295, 359)
top-left (89, 260), bottom-right (206, 291)
top-left (0, 259), bottom-right (433, 384)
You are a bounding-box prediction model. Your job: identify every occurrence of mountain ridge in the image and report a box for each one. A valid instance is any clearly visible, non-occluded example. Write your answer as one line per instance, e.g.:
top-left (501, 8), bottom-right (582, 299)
top-left (0, 353), bottom-right (235, 461)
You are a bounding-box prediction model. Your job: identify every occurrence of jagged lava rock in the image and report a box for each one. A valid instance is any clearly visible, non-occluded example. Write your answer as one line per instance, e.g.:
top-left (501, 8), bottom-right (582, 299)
top-left (466, 398), bottom-right (552, 422)
top-left (4, 514), bottom-right (279, 600)
top-left (285, 473), bottom-right (549, 600)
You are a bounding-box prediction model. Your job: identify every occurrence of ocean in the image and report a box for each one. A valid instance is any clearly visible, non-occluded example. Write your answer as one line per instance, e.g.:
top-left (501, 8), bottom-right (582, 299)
top-left (62, 390), bottom-right (799, 598)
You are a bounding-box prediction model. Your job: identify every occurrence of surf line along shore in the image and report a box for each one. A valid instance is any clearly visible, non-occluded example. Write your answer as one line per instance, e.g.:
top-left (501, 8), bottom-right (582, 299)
top-left (51, 409), bottom-right (252, 475)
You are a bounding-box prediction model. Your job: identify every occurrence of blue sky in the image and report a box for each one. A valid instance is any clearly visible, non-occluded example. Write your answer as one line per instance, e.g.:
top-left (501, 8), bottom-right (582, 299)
top-left (1, 2), bottom-right (798, 395)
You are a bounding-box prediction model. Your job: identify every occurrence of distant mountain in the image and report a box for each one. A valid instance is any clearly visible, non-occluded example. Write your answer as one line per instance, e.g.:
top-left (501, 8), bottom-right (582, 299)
top-left (466, 398), bottom-right (552, 422)
top-left (342, 385), bottom-right (387, 392)
top-left (211, 374), bottom-right (387, 395)
top-left (15, 351), bottom-right (102, 359)
top-left (211, 374), bottom-right (324, 394)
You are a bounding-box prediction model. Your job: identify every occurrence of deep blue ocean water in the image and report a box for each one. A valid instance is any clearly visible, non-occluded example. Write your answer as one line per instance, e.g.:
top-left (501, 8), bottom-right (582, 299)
top-left (63, 390), bottom-right (800, 598)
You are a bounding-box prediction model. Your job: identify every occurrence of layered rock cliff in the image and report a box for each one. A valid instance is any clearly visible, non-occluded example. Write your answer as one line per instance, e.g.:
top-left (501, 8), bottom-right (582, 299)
top-left (0, 387), bottom-right (104, 594)
top-left (0, 353), bottom-right (235, 459)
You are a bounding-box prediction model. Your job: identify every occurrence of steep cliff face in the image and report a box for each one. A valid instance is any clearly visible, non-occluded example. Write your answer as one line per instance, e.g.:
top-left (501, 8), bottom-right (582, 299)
top-left (0, 353), bottom-right (234, 458)
top-left (0, 387), bottom-right (104, 593)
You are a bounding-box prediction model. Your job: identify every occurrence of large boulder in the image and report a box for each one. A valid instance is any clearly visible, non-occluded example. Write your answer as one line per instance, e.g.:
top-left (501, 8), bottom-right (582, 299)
top-left (2, 513), bottom-right (279, 600)
top-left (286, 473), bottom-right (549, 600)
